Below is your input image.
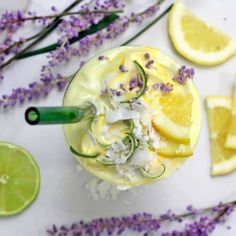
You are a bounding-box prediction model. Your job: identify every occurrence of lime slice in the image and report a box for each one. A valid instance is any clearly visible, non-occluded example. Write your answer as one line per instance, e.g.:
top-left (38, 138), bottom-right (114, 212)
top-left (0, 142), bottom-right (40, 216)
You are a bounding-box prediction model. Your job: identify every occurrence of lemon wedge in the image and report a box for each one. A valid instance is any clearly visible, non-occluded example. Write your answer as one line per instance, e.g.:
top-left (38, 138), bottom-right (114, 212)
top-left (158, 138), bottom-right (192, 158)
top-left (168, 1), bottom-right (236, 66)
top-left (152, 93), bottom-right (193, 144)
top-left (225, 80), bottom-right (236, 149)
top-left (206, 96), bottom-right (236, 176)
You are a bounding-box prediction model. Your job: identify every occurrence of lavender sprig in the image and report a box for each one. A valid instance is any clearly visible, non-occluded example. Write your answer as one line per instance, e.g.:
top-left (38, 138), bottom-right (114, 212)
top-left (0, 75), bottom-right (71, 108)
top-left (0, 0), bottom-right (84, 68)
top-left (47, 201), bottom-right (236, 236)
top-left (1, 10), bottom-right (123, 25)
top-left (0, 0), bottom-right (170, 109)
top-left (0, 10), bottom-right (122, 55)
top-left (0, 3), bottom-right (123, 69)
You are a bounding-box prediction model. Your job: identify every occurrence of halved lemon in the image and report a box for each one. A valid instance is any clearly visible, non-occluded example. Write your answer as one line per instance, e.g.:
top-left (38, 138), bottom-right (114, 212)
top-left (225, 80), bottom-right (236, 149)
top-left (152, 93), bottom-right (193, 144)
top-left (206, 96), bottom-right (236, 176)
top-left (169, 1), bottom-right (236, 66)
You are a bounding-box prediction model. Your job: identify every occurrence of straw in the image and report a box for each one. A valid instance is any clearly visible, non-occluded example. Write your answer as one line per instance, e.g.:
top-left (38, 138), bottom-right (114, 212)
top-left (25, 104), bottom-right (96, 125)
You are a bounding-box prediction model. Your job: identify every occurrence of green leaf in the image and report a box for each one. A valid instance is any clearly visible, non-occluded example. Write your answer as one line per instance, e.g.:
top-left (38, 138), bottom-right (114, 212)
top-left (17, 13), bottom-right (119, 59)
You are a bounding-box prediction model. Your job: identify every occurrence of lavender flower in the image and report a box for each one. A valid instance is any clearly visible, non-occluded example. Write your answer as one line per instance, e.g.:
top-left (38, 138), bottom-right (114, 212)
top-left (100, 88), bottom-right (109, 97)
top-left (173, 65), bottom-right (195, 85)
top-left (120, 83), bottom-right (126, 91)
top-left (0, 75), bottom-right (67, 109)
top-left (160, 83), bottom-right (173, 94)
top-left (47, 201), bottom-right (236, 236)
top-left (98, 55), bottom-right (109, 61)
top-left (145, 60), bottom-right (154, 69)
top-left (119, 65), bottom-right (128, 72)
top-left (0, 10), bottom-right (25, 32)
top-left (131, 4), bottom-right (160, 24)
top-left (129, 75), bottom-right (142, 91)
top-left (144, 53), bottom-right (150, 60)
top-left (111, 89), bottom-right (123, 97)
top-left (152, 83), bottom-right (160, 90)
top-left (51, 6), bottom-right (58, 12)
top-left (47, 212), bottom-right (160, 236)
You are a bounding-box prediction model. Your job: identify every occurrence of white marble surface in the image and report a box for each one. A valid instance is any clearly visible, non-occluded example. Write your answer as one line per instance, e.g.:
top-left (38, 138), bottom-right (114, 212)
top-left (1, 0), bottom-right (236, 235)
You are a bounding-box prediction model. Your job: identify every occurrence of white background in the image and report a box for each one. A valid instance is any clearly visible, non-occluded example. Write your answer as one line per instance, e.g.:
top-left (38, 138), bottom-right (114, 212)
top-left (1, 0), bottom-right (236, 235)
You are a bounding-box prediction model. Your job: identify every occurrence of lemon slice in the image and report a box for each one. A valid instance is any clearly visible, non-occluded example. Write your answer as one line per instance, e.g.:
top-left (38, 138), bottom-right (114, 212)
top-left (169, 1), bottom-right (236, 66)
top-left (152, 93), bottom-right (193, 144)
top-left (225, 80), bottom-right (236, 149)
top-left (158, 138), bottom-right (192, 158)
top-left (206, 96), bottom-right (236, 176)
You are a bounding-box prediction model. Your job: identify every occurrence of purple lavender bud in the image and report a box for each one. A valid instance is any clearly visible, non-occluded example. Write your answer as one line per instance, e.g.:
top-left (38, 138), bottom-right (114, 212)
top-left (173, 66), bottom-right (195, 84)
top-left (56, 80), bottom-right (67, 91)
top-left (110, 89), bottom-right (123, 97)
top-left (152, 83), bottom-right (160, 90)
top-left (137, 76), bottom-right (143, 88)
top-left (119, 64), bottom-right (128, 72)
top-left (160, 83), bottom-right (173, 94)
top-left (129, 77), bottom-right (138, 90)
top-left (52, 224), bottom-right (57, 233)
top-left (51, 6), bottom-right (57, 12)
top-left (144, 53), bottom-right (151, 60)
top-left (145, 60), bottom-right (154, 69)
top-left (100, 88), bottom-right (108, 97)
top-left (120, 83), bottom-right (126, 91)
top-left (186, 205), bottom-right (194, 212)
top-left (116, 91), bottom-right (123, 97)
top-left (71, 223), bottom-right (77, 230)
top-left (98, 55), bottom-right (108, 61)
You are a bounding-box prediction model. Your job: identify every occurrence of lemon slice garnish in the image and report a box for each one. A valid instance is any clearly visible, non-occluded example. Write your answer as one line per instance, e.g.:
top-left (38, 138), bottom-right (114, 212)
top-left (225, 80), bottom-right (236, 149)
top-left (152, 93), bottom-right (193, 144)
top-left (168, 1), bottom-right (236, 66)
top-left (206, 96), bottom-right (236, 176)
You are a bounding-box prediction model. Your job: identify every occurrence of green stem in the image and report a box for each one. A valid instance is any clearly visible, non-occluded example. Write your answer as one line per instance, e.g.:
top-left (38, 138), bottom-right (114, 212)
top-left (16, 13), bottom-right (119, 59)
